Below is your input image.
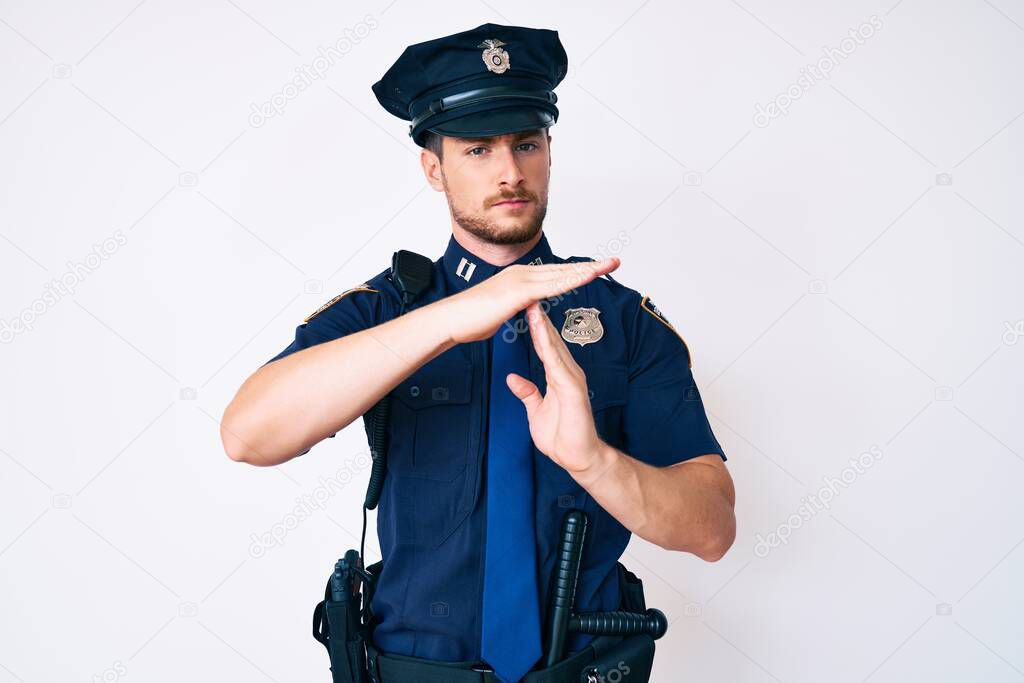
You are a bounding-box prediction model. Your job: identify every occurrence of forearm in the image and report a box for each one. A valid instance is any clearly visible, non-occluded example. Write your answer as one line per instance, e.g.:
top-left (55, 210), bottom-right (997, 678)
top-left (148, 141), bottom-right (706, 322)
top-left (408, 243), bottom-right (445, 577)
top-left (570, 443), bottom-right (736, 561)
top-left (221, 299), bottom-right (455, 466)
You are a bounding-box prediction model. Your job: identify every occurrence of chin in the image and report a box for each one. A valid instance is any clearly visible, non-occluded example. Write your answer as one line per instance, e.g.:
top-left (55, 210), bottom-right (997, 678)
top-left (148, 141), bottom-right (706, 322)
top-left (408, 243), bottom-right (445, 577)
top-left (497, 221), bottom-right (541, 243)
top-left (454, 206), bottom-right (545, 245)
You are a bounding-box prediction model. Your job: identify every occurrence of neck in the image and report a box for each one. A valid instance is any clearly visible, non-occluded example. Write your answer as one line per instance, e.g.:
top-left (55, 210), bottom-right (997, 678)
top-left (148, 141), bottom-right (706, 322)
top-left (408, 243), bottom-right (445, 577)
top-left (451, 224), bottom-right (542, 267)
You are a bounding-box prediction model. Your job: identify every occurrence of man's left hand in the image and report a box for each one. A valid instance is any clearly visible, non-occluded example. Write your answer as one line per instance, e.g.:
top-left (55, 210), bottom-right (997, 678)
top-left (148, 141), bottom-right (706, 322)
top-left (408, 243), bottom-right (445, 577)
top-left (505, 301), bottom-right (607, 479)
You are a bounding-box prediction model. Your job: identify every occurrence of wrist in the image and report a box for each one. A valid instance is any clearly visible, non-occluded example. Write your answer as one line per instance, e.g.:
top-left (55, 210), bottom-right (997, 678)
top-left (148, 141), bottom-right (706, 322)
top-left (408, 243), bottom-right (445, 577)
top-left (416, 297), bottom-right (459, 351)
top-left (571, 440), bottom-right (620, 489)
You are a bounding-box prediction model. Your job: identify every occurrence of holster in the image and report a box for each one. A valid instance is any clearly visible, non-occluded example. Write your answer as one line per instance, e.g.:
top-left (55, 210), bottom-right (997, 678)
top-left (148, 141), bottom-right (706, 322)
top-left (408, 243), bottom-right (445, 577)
top-left (323, 599), bottom-right (366, 683)
top-left (617, 562), bottom-right (647, 612)
top-left (313, 559), bottom-right (383, 683)
top-left (576, 563), bottom-right (655, 682)
top-left (578, 634), bottom-right (654, 683)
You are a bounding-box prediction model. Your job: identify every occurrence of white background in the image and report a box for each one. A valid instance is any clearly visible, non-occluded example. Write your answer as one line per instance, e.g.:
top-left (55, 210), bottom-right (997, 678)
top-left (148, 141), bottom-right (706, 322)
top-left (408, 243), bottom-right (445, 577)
top-left (2, 1), bottom-right (1023, 681)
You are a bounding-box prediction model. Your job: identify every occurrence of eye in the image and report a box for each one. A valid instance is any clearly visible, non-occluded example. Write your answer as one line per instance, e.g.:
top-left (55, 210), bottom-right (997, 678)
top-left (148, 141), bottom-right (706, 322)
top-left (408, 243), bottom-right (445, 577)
top-left (468, 147), bottom-right (487, 156)
top-left (517, 142), bottom-right (539, 151)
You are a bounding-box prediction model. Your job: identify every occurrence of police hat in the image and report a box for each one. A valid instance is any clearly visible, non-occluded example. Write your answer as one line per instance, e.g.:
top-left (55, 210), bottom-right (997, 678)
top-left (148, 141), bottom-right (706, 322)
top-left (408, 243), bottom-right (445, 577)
top-left (372, 23), bottom-right (568, 147)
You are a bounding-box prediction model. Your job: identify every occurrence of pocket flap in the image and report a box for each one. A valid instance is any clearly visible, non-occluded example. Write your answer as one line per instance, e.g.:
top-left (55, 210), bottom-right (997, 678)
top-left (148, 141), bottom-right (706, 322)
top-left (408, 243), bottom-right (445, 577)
top-left (393, 358), bottom-right (472, 409)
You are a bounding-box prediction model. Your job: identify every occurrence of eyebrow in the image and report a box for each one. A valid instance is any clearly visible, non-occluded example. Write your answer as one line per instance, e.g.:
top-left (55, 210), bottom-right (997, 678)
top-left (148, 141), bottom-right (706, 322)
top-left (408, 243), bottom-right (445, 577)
top-left (452, 131), bottom-right (542, 144)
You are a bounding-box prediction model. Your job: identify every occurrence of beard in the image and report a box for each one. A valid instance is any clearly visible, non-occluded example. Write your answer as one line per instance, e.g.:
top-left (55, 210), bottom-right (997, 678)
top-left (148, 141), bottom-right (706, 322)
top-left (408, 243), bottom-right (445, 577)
top-left (442, 174), bottom-right (548, 246)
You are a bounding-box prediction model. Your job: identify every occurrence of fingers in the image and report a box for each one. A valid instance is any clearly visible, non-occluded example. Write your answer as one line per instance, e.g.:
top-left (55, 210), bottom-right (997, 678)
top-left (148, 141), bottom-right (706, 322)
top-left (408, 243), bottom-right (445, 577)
top-left (506, 372), bottom-right (542, 414)
top-left (538, 258), bottom-right (619, 276)
top-left (525, 301), bottom-right (582, 389)
top-left (518, 258), bottom-right (620, 302)
top-left (545, 306), bottom-right (582, 374)
top-left (524, 302), bottom-right (553, 366)
top-left (535, 258), bottom-right (619, 284)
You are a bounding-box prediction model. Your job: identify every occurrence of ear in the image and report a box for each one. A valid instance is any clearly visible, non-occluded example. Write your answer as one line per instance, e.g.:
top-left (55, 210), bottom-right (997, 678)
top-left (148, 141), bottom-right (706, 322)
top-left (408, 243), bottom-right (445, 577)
top-left (421, 147), bottom-right (445, 192)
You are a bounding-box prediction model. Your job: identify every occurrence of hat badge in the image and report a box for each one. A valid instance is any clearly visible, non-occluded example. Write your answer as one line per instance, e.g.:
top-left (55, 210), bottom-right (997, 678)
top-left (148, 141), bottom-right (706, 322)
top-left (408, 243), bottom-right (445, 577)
top-left (477, 38), bottom-right (511, 74)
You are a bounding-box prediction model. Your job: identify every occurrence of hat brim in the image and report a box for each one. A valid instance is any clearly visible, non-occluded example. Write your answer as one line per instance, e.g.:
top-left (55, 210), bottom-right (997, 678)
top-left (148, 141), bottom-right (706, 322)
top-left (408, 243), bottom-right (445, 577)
top-left (425, 106), bottom-right (555, 142)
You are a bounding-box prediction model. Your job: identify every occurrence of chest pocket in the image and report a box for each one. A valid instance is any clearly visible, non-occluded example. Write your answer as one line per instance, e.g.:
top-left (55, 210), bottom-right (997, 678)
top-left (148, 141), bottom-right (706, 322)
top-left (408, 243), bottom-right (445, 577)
top-left (390, 355), bottom-right (474, 479)
top-left (387, 353), bottom-right (480, 549)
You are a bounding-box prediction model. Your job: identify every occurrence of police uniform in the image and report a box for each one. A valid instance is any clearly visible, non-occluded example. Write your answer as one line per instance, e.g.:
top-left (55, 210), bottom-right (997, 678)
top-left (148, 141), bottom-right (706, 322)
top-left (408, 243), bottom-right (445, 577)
top-left (272, 22), bottom-right (727, 683)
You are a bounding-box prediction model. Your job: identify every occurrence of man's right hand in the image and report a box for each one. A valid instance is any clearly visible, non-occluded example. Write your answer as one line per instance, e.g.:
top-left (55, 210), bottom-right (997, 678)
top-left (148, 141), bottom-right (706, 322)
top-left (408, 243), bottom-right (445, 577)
top-left (437, 257), bottom-right (620, 344)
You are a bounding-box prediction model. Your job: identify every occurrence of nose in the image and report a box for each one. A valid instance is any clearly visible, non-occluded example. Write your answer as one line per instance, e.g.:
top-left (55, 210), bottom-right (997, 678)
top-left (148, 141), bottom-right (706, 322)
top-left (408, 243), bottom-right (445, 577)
top-left (495, 144), bottom-right (525, 189)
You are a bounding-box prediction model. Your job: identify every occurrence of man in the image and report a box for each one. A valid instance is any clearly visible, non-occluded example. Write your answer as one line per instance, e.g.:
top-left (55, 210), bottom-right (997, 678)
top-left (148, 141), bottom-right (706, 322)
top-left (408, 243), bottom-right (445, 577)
top-left (221, 22), bottom-right (735, 683)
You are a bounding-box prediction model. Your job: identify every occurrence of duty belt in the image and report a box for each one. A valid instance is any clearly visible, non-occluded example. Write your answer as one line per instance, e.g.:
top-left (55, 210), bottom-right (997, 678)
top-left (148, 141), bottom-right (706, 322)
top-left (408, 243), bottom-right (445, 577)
top-left (366, 634), bottom-right (627, 683)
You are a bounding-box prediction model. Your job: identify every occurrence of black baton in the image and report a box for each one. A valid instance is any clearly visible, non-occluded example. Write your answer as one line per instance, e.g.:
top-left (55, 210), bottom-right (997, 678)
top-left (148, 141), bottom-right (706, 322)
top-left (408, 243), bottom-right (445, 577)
top-left (543, 509), bottom-right (587, 667)
top-left (543, 509), bottom-right (670, 668)
top-left (571, 609), bottom-right (668, 639)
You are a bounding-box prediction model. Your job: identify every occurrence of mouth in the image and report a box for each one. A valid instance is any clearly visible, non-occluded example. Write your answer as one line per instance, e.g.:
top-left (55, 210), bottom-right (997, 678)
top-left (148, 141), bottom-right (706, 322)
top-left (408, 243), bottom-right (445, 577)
top-left (493, 199), bottom-right (531, 208)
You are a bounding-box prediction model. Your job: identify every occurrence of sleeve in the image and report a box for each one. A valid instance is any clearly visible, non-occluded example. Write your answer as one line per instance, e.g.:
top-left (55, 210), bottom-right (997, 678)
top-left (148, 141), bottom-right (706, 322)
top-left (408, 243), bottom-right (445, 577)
top-left (266, 280), bottom-right (387, 365)
top-left (621, 293), bottom-right (726, 467)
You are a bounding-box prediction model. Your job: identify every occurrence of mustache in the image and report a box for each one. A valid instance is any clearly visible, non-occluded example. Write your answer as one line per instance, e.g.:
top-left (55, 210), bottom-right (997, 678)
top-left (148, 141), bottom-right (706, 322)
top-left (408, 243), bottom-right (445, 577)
top-left (490, 191), bottom-right (534, 206)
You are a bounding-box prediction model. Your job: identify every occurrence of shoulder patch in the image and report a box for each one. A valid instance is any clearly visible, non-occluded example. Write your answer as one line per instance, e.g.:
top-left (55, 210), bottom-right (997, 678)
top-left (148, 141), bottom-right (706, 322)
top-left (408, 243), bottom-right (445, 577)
top-left (304, 284), bottom-right (378, 323)
top-left (640, 295), bottom-right (692, 367)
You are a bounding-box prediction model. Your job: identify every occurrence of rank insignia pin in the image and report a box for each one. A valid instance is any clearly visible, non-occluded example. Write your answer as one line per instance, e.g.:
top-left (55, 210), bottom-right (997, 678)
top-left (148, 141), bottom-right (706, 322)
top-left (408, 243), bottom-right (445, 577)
top-left (561, 307), bottom-right (604, 346)
top-left (477, 39), bottom-right (510, 74)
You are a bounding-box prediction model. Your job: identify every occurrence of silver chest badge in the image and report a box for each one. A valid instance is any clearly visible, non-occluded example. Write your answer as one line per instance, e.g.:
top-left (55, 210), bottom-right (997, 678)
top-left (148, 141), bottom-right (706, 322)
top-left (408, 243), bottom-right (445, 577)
top-left (478, 39), bottom-right (510, 74)
top-left (561, 308), bottom-right (604, 346)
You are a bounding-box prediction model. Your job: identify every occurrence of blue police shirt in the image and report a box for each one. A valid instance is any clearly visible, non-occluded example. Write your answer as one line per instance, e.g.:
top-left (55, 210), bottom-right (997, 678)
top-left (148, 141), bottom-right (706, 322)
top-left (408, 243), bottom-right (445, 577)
top-left (269, 231), bottom-right (726, 663)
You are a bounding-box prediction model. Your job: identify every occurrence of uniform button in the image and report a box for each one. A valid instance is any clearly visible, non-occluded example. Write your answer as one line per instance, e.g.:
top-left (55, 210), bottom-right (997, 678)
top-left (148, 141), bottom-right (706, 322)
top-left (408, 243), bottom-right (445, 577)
top-left (410, 385), bottom-right (420, 397)
top-left (587, 389), bottom-right (595, 400)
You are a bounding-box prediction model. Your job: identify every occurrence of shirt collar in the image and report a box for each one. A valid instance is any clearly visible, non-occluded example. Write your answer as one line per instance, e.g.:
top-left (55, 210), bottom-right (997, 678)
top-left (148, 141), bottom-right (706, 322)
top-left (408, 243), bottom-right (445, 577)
top-left (442, 231), bottom-right (556, 291)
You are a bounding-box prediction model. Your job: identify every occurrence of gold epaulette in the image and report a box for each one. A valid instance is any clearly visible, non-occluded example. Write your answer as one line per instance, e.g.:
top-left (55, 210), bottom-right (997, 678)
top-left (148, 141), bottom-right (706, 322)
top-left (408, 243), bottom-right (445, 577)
top-left (303, 284), bottom-right (378, 323)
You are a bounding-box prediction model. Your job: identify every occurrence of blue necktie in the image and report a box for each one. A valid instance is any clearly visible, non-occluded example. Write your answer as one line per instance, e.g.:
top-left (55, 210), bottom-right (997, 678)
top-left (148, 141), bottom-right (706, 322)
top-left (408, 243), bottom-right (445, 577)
top-left (481, 312), bottom-right (542, 682)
